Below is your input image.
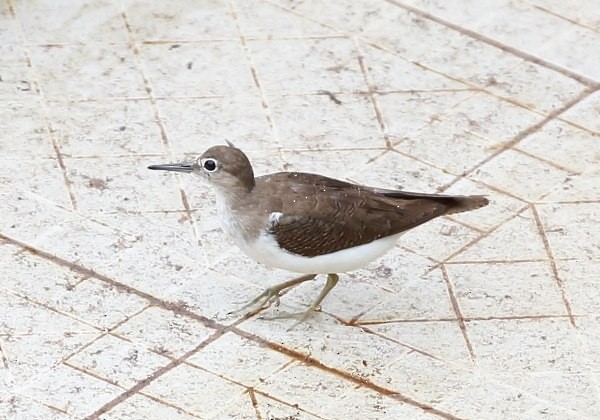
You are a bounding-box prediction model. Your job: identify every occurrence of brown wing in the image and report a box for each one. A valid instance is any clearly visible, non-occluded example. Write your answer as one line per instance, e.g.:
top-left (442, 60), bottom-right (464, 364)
top-left (266, 192), bottom-right (446, 257)
top-left (258, 172), bottom-right (488, 257)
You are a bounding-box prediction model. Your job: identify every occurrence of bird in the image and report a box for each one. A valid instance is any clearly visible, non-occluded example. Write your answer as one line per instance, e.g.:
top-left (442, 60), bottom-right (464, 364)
top-left (148, 142), bottom-right (488, 327)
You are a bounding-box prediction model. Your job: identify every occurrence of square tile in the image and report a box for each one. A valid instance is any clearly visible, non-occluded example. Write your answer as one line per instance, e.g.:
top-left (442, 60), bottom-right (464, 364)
top-left (66, 334), bottom-right (170, 388)
top-left (561, 90), bottom-right (600, 133)
top-left (448, 262), bottom-right (567, 318)
top-left (123, 0), bottom-right (238, 41)
top-left (471, 150), bottom-right (571, 201)
top-left (518, 120), bottom-right (600, 173)
top-left (556, 259), bottom-right (600, 314)
top-left (0, 395), bottom-right (73, 420)
top-left (187, 332), bottom-right (291, 386)
top-left (360, 42), bottom-right (466, 91)
top-left (0, 156), bottom-right (72, 209)
top-left (467, 318), bottom-right (587, 373)
top-left (156, 96), bottom-right (271, 155)
top-left (439, 92), bottom-right (541, 144)
top-left (377, 91), bottom-right (474, 140)
top-left (143, 364), bottom-right (246, 418)
top-left (256, 362), bottom-right (357, 417)
top-left (30, 44), bottom-right (146, 100)
top-left (0, 46), bottom-right (37, 100)
top-left (113, 307), bottom-right (213, 358)
top-left (100, 394), bottom-right (198, 420)
top-left (48, 99), bottom-right (165, 157)
top-left (139, 42), bottom-right (256, 97)
top-left (485, 61), bottom-right (585, 113)
top-left (21, 364), bottom-right (121, 418)
top-left (451, 209), bottom-right (547, 262)
top-left (419, 33), bottom-right (523, 88)
top-left (0, 4), bottom-right (21, 45)
top-left (235, 0), bottom-right (340, 39)
top-left (396, 123), bottom-right (493, 175)
top-left (0, 99), bottom-right (55, 157)
top-left (249, 38), bottom-right (365, 93)
top-left (401, 218), bottom-right (480, 261)
top-left (269, 94), bottom-right (383, 149)
top-left (14, 0), bottom-right (127, 44)
top-left (536, 203), bottom-right (600, 259)
top-left (367, 320), bottom-right (473, 368)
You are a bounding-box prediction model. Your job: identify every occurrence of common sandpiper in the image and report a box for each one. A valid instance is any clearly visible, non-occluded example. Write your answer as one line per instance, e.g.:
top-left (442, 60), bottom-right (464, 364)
top-left (149, 143), bottom-right (488, 327)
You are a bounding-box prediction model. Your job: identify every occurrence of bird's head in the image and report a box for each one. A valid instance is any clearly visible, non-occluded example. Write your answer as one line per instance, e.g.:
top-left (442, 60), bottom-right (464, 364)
top-left (148, 142), bottom-right (255, 193)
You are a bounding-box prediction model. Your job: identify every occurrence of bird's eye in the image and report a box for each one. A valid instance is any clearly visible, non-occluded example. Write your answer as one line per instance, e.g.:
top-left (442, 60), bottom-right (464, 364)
top-left (201, 158), bottom-right (218, 172)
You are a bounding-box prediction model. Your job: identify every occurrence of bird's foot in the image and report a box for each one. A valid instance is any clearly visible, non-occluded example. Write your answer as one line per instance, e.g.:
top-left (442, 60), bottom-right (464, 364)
top-left (260, 306), bottom-right (321, 330)
top-left (228, 274), bottom-right (317, 316)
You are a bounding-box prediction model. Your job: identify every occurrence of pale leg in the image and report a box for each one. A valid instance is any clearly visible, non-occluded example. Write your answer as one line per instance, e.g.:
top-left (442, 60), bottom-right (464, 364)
top-left (264, 273), bottom-right (340, 329)
top-left (230, 273), bottom-right (317, 314)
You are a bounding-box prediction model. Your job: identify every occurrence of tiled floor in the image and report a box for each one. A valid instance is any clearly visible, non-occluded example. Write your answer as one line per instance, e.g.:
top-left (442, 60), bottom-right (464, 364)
top-left (1, 0), bottom-right (599, 419)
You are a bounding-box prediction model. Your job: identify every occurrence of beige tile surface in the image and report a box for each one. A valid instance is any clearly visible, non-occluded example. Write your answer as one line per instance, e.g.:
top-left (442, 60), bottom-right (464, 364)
top-left (1, 0), bottom-right (599, 419)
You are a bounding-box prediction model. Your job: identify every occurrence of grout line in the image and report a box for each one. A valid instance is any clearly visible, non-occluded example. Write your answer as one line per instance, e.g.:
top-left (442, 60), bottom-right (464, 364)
top-left (0, 342), bottom-right (9, 369)
top-left (356, 313), bottom-right (580, 326)
top-left (247, 388), bottom-right (263, 420)
top-left (512, 147), bottom-right (581, 176)
top-left (354, 39), bottom-right (392, 149)
top-left (383, 0), bottom-right (600, 87)
top-left (530, 4), bottom-right (600, 35)
top-left (440, 264), bottom-right (476, 363)
top-left (530, 204), bottom-right (576, 326)
top-left (7, 0), bottom-right (79, 211)
top-left (229, 0), bottom-right (283, 152)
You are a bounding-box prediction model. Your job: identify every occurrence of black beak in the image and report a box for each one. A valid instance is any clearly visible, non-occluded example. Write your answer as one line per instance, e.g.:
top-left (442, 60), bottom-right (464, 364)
top-left (147, 162), bottom-right (194, 173)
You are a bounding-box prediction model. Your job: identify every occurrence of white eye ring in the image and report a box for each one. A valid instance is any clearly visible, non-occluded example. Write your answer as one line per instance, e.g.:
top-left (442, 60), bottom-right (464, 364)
top-left (199, 158), bottom-right (218, 172)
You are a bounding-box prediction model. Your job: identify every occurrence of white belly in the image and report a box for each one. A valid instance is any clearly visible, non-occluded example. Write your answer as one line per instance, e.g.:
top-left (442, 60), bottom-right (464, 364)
top-left (237, 231), bottom-right (403, 274)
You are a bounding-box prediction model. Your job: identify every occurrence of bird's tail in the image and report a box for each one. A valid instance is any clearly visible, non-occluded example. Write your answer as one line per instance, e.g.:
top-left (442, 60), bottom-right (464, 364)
top-left (443, 195), bottom-right (489, 215)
